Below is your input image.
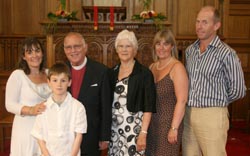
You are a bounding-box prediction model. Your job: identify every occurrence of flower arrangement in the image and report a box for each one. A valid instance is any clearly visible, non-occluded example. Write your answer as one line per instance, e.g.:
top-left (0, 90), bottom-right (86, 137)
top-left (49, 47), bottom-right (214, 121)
top-left (47, 10), bottom-right (78, 22)
top-left (132, 10), bottom-right (167, 22)
top-left (47, 0), bottom-right (79, 22)
top-left (131, 0), bottom-right (167, 22)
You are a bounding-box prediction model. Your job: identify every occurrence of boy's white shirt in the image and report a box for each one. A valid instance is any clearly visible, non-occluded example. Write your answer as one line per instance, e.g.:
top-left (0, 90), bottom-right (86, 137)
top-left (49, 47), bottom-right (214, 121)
top-left (31, 92), bottom-right (87, 156)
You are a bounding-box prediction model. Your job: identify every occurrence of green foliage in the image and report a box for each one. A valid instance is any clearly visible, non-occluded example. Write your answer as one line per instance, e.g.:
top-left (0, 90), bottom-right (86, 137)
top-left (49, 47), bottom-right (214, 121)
top-left (60, 0), bottom-right (66, 10)
top-left (155, 13), bottom-right (167, 20)
top-left (131, 14), bottom-right (142, 21)
top-left (139, 0), bottom-right (152, 10)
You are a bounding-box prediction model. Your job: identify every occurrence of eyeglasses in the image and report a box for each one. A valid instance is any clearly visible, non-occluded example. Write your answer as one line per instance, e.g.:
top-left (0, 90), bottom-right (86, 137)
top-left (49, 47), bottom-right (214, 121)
top-left (117, 45), bottom-right (133, 50)
top-left (64, 44), bottom-right (83, 51)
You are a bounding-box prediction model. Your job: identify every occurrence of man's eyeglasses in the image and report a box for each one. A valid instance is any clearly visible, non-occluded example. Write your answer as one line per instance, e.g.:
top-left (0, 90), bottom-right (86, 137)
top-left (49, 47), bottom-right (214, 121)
top-left (64, 44), bottom-right (83, 51)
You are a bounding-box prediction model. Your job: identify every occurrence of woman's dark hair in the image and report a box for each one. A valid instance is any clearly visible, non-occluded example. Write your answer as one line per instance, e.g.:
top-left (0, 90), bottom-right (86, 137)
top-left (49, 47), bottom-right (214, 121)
top-left (18, 37), bottom-right (46, 74)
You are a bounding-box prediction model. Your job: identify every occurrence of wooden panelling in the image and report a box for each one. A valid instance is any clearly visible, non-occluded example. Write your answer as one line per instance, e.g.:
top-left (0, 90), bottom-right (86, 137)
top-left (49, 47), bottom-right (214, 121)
top-left (228, 43), bottom-right (250, 72)
top-left (154, 0), bottom-right (167, 16)
top-left (0, 72), bottom-right (11, 119)
top-left (228, 16), bottom-right (250, 39)
top-left (0, 29), bottom-right (196, 72)
top-left (228, 42), bottom-right (250, 120)
top-left (1, 0), bottom-right (227, 35)
top-left (229, 4), bottom-right (250, 15)
top-left (227, 3), bottom-right (250, 45)
top-left (12, 0), bottom-right (46, 35)
top-left (0, 36), bottom-right (46, 71)
top-left (227, 1), bottom-right (250, 121)
top-left (230, 0), bottom-right (250, 4)
top-left (172, 0), bottom-right (227, 37)
top-left (41, 21), bottom-right (173, 68)
top-left (238, 53), bottom-right (249, 69)
top-left (0, 0), bottom-right (11, 34)
top-left (0, 38), bottom-right (22, 71)
top-left (175, 0), bottom-right (202, 36)
top-left (0, 1), bottom-right (3, 34)
top-left (232, 72), bottom-right (250, 120)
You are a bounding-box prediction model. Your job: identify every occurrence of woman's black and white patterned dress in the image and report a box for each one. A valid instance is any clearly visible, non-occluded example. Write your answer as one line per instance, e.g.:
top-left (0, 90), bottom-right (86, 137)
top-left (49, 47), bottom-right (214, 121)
top-left (109, 77), bottom-right (144, 156)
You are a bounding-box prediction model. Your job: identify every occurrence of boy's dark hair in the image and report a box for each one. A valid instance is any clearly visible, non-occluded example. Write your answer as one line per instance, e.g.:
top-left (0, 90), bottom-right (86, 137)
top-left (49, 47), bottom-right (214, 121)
top-left (48, 62), bottom-right (71, 80)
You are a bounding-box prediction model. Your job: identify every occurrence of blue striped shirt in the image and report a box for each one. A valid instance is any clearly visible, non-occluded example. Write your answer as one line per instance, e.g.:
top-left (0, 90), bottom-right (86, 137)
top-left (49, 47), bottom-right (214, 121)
top-left (185, 35), bottom-right (246, 107)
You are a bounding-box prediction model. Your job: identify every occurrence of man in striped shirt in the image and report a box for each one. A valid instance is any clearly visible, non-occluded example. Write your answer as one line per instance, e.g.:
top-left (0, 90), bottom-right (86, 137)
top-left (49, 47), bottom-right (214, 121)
top-left (182, 6), bottom-right (246, 156)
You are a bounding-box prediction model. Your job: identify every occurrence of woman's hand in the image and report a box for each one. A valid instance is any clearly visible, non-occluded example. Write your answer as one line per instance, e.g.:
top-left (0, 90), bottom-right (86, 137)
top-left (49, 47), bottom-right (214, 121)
top-left (136, 132), bottom-right (147, 152)
top-left (167, 128), bottom-right (178, 144)
top-left (30, 102), bottom-right (46, 115)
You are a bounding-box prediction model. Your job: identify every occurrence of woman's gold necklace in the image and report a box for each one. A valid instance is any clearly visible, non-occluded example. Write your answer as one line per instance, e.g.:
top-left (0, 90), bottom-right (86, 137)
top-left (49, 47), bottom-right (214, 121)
top-left (156, 57), bottom-right (173, 70)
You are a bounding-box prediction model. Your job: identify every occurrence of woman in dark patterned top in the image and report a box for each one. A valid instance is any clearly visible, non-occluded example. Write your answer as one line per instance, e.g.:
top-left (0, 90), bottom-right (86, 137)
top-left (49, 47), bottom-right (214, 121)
top-left (146, 29), bottom-right (188, 156)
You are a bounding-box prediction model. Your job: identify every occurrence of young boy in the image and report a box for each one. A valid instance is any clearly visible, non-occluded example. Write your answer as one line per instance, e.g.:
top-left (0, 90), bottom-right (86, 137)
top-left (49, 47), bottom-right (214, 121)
top-left (31, 62), bottom-right (87, 156)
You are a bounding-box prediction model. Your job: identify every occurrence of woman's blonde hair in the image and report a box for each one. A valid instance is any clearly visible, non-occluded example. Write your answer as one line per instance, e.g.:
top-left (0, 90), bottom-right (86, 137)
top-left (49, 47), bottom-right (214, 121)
top-left (152, 29), bottom-right (178, 61)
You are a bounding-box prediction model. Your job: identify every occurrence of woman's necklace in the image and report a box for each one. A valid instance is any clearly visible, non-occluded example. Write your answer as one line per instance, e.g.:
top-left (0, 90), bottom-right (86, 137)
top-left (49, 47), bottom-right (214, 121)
top-left (156, 57), bottom-right (173, 70)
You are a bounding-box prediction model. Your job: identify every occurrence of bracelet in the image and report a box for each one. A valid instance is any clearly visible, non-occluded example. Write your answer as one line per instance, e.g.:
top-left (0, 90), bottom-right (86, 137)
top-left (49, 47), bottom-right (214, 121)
top-left (140, 130), bottom-right (148, 134)
top-left (171, 126), bottom-right (178, 131)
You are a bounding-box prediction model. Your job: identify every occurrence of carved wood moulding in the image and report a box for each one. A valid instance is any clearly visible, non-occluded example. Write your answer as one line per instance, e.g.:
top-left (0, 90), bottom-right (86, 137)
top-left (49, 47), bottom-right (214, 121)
top-left (40, 21), bottom-right (171, 35)
top-left (40, 21), bottom-right (172, 67)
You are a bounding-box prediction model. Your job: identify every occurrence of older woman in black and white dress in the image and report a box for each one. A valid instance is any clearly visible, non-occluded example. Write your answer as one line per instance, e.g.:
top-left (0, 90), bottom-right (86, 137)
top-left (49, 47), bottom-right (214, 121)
top-left (108, 29), bottom-right (156, 156)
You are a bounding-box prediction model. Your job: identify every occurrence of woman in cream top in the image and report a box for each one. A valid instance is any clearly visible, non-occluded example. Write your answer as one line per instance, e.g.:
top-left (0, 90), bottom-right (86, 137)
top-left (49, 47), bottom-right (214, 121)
top-left (5, 37), bottom-right (51, 156)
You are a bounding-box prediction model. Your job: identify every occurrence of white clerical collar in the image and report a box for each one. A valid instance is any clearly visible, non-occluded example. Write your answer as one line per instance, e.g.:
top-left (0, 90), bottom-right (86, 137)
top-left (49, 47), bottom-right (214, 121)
top-left (71, 57), bottom-right (87, 70)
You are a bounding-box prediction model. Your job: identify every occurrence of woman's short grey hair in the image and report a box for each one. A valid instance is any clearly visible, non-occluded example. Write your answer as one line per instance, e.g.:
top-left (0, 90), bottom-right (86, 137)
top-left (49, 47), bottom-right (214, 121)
top-left (115, 29), bottom-right (138, 51)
